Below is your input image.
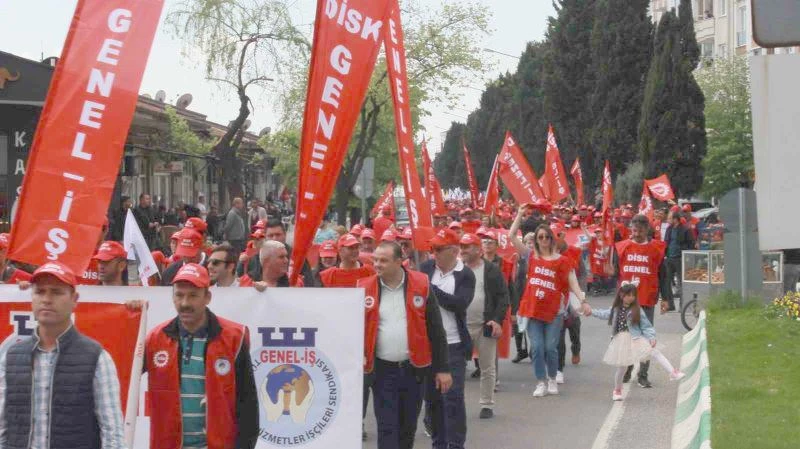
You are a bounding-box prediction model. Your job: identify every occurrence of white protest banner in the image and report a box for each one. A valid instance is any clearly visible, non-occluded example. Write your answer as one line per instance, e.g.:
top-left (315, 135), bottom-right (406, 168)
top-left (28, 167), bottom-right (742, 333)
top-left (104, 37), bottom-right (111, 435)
top-left (0, 285), bottom-right (364, 448)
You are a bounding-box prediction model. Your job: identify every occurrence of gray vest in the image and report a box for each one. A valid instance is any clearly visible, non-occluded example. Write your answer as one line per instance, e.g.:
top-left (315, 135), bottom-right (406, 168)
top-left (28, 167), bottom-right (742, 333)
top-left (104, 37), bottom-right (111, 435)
top-left (3, 325), bottom-right (103, 449)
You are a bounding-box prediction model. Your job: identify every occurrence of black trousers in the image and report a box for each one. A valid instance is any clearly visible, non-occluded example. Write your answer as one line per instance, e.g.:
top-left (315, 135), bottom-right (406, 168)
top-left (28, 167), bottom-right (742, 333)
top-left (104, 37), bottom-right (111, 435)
top-left (662, 257), bottom-right (682, 308)
top-left (558, 315), bottom-right (582, 370)
top-left (372, 359), bottom-right (425, 449)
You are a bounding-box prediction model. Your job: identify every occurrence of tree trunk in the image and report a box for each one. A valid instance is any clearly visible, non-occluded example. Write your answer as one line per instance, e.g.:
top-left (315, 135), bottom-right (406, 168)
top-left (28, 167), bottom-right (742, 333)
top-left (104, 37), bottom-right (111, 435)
top-left (334, 176), bottom-right (350, 227)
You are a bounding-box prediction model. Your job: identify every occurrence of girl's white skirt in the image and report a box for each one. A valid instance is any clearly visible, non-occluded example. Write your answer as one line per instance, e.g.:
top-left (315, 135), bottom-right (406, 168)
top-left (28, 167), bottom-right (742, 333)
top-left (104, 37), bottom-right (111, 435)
top-left (602, 331), bottom-right (653, 366)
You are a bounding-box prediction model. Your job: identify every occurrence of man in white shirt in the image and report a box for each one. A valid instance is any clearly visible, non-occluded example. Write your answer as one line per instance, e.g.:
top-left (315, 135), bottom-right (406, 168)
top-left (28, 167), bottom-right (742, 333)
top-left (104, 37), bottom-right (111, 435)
top-left (358, 241), bottom-right (451, 449)
top-left (419, 229), bottom-right (476, 449)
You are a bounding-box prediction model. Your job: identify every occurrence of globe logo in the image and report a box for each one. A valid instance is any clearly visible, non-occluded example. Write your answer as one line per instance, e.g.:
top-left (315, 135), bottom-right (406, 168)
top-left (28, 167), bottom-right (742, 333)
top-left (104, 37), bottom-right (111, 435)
top-left (264, 364), bottom-right (314, 420)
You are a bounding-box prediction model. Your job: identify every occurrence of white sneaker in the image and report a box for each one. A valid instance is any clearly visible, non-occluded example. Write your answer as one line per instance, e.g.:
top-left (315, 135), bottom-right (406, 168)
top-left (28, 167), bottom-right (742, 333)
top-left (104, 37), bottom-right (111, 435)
top-left (547, 378), bottom-right (559, 395)
top-left (533, 382), bottom-right (546, 397)
top-left (612, 388), bottom-right (623, 401)
top-left (670, 369), bottom-right (686, 381)
top-left (556, 371), bottom-right (564, 384)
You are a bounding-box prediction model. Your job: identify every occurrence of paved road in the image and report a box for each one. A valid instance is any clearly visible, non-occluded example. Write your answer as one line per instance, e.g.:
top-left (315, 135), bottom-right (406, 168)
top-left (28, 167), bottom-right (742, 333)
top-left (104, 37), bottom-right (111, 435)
top-left (363, 295), bottom-right (687, 449)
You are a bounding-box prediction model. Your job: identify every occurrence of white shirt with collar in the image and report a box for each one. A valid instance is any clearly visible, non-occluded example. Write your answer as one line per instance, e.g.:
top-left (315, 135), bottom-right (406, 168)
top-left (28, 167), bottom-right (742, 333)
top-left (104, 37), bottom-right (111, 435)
top-left (376, 271), bottom-right (410, 362)
top-left (431, 259), bottom-right (464, 344)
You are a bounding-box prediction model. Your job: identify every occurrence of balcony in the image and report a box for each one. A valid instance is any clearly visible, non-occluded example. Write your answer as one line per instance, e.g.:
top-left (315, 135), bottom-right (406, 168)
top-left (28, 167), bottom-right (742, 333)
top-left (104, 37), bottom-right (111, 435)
top-left (694, 16), bottom-right (715, 41)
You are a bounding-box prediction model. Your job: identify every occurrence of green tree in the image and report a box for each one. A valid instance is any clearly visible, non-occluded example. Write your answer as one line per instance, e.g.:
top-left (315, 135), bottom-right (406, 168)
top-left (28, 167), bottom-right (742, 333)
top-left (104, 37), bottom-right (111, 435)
top-left (542, 0), bottom-right (598, 186)
top-left (275, 0), bottom-right (491, 225)
top-left (436, 122), bottom-right (468, 188)
top-left (614, 160), bottom-right (644, 205)
top-left (695, 56), bottom-right (753, 198)
top-left (167, 0), bottom-right (307, 205)
top-left (638, 4), bottom-right (706, 197)
top-left (589, 0), bottom-right (652, 181)
top-left (162, 107), bottom-right (213, 156)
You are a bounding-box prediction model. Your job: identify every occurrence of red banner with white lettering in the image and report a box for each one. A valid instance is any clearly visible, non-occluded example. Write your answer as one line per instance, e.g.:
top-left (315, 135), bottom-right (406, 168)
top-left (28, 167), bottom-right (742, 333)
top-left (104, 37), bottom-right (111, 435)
top-left (570, 157), bottom-right (584, 206)
top-left (371, 181), bottom-right (396, 221)
top-left (8, 1), bottom-right (164, 272)
top-left (639, 184), bottom-right (655, 221)
top-left (645, 174), bottom-right (676, 201)
top-left (290, 0), bottom-right (391, 282)
top-left (602, 160), bottom-right (614, 214)
top-left (497, 131), bottom-right (546, 205)
top-left (482, 155), bottom-right (500, 214)
top-left (462, 144), bottom-right (481, 208)
top-left (422, 143), bottom-right (447, 217)
top-left (384, 0), bottom-right (434, 249)
top-left (543, 124), bottom-right (571, 203)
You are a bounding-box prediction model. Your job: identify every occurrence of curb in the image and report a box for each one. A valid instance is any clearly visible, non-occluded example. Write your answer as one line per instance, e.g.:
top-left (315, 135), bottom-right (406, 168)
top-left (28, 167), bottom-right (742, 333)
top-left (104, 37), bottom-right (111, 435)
top-left (671, 311), bottom-right (712, 449)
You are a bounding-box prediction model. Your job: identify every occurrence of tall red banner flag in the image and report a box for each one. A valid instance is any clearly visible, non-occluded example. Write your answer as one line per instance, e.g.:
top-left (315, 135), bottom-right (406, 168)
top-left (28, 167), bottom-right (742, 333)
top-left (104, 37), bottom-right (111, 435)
top-left (482, 155), bottom-right (500, 214)
top-left (384, 0), bottom-right (434, 249)
top-left (8, 1), bottom-right (165, 272)
top-left (497, 131), bottom-right (547, 205)
top-left (601, 161), bottom-right (615, 243)
top-left (639, 185), bottom-right (655, 221)
top-left (371, 181), bottom-right (396, 221)
top-left (645, 174), bottom-right (676, 201)
top-left (462, 144), bottom-right (481, 208)
top-left (290, 0), bottom-right (391, 282)
top-left (543, 124), bottom-right (571, 203)
top-left (570, 157), bottom-right (584, 206)
top-left (422, 143), bottom-right (447, 217)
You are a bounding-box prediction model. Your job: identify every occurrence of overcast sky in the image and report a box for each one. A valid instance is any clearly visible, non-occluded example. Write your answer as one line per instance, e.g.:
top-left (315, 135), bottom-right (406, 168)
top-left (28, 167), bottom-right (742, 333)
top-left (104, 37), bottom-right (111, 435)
top-left (1, 0), bottom-right (554, 155)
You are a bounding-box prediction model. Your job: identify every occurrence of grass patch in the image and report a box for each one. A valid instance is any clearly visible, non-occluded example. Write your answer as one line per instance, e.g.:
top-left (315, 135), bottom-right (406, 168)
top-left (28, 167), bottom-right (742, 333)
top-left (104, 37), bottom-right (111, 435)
top-left (706, 290), bottom-right (762, 312)
top-left (707, 308), bottom-right (800, 448)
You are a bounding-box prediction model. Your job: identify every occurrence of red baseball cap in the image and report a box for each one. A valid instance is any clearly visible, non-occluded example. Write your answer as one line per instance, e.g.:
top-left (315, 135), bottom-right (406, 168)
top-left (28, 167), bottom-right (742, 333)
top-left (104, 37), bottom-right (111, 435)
top-left (682, 204), bottom-right (692, 212)
top-left (0, 233), bottom-right (10, 250)
top-left (250, 229), bottom-right (265, 239)
top-left (480, 229), bottom-right (498, 241)
top-left (338, 233), bottom-right (361, 248)
top-left (381, 229), bottom-right (397, 242)
top-left (170, 231), bottom-right (181, 242)
top-left (319, 240), bottom-right (338, 258)
top-left (571, 214), bottom-right (580, 222)
top-left (593, 212), bottom-right (603, 218)
top-left (361, 228), bottom-right (376, 240)
top-left (31, 261), bottom-right (77, 287)
top-left (254, 219), bottom-right (267, 230)
top-left (448, 221), bottom-right (462, 229)
top-left (172, 263), bottom-right (210, 288)
top-left (429, 228), bottom-right (460, 248)
top-left (151, 250), bottom-right (166, 266)
top-left (588, 205), bottom-right (596, 211)
top-left (92, 241), bottom-right (128, 261)
top-left (397, 227), bottom-right (413, 240)
top-left (350, 224), bottom-right (364, 236)
top-left (184, 217), bottom-right (207, 233)
top-left (174, 229), bottom-right (203, 258)
top-left (670, 205), bottom-right (682, 213)
top-left (579, 205), bottom-right (588, 210)
top-left (459, 233), bottom-right (481, 247)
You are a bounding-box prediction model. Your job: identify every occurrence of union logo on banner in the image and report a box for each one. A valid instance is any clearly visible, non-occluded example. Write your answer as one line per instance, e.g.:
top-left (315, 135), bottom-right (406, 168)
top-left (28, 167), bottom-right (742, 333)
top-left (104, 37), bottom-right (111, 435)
top-left (252, 326), bottom-right (341, 446)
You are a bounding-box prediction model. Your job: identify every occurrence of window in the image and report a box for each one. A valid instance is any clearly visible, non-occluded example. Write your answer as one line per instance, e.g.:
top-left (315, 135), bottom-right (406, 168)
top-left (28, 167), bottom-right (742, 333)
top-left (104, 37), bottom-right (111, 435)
top-left (718, 0), bottom-right (726, 16)
top-left (718, 43), bottom-right (728, 57)
top-left (701, 40), bottom-right (714, 57)
top-left (736, 4), bottom-right (748, 47)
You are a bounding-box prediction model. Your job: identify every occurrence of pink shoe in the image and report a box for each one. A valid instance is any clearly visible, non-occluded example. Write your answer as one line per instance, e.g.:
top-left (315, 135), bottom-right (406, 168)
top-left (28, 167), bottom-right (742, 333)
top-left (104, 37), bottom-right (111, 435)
top-left (670, 369), bottom-right (686, 381)
top-left (612, 388), bottom-right (623, 401)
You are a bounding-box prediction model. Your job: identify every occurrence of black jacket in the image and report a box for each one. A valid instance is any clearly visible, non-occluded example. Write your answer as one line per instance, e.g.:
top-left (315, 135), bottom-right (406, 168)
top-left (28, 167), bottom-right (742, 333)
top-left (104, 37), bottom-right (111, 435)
top-left (664, 223), bottom-right (695, 257)
top-left (157, 310), bottom-right (259, 449)
top-left (419, 259), bottom-right (476, 359)
top-left (513, 256), bottom-right (528, 315)
top-left (474, 259), bottom-right (510, 324)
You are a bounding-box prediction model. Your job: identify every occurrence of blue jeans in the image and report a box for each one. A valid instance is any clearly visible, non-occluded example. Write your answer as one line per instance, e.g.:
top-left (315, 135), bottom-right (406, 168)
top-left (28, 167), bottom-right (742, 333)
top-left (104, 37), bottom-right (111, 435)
top-left (527, 315), bottom-right (563, 381)
top-left (372, 359), bottom-right (425, 449)
top-left (427, 343), bottom-right (467, 449)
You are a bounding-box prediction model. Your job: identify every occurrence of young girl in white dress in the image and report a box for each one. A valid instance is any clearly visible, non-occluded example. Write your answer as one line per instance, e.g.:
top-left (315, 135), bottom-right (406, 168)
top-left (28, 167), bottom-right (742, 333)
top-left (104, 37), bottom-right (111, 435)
top-left (589, 283), bottom-right (685, 400)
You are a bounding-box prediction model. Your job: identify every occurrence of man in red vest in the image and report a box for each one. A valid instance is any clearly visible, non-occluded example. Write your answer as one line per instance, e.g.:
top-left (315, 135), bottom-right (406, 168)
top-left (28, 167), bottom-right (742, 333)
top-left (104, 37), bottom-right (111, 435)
top-left (372, 207), bottom-right (395, 240)
top-left (615, 214), bottom-right (667, 388)
top-left (357, 241), bottom-right (451, 449)
top-left (141, 264), bottom-right (258, 449)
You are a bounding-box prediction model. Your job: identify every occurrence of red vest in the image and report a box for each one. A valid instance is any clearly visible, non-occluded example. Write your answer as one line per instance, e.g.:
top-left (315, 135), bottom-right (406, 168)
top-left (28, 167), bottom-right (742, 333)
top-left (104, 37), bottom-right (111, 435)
top-left (358, 270), bottom-right (432, 373)
top-left (615, 239), bottom-right (666, 307)
top-left (145, 317), bottom-right (248, 449)
top-left (320, 265), bottom-right (375, 287)
top-left (519, 254), bottom-right (571, 323)
top-left (588, 239), bottom-right (611, 276)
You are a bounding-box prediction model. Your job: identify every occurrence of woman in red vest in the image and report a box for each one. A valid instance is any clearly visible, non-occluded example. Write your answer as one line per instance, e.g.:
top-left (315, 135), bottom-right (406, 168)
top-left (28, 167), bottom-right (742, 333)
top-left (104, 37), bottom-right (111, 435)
top-left (508, 206), bottom-right (588, 398)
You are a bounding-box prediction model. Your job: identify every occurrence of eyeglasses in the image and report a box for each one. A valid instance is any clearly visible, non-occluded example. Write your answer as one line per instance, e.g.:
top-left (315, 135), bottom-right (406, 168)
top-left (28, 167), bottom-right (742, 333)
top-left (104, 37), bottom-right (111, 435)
top-left (481, 239), bottom-right (496, 244)
top-left (208, 259), bottom-right (231, 266)
top-left (537, 235), bottom-right (552, 241)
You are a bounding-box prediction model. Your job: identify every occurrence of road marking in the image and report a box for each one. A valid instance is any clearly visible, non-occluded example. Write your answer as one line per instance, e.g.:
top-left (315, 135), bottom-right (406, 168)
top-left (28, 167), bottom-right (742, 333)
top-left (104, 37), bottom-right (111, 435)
top-left (590, 376), bottom-right (634, 449)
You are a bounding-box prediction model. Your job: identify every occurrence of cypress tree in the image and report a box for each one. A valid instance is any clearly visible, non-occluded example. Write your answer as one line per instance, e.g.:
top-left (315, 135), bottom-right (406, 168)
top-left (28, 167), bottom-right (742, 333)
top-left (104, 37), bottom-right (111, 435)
top-left (589, 0), bottom-right (653, 184)
top-left (435, 122), bottom-right (467, 189)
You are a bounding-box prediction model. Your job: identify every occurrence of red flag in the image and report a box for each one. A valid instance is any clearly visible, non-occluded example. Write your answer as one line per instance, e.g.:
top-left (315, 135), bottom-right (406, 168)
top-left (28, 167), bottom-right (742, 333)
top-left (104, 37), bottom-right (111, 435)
top-left (462, 144), bottom-right (481, 208)
top-left (8, 0), bottom-right (164, 272)
top-left (645, 174), bottom-right (676, 201)
top-left (602, 161), bottom-right (614, 214)
top-left (290, 0), bottom-right (391, 283)
top-left (639, 184), bottom-right (655, 221)
top-left (384, 0), bottom-right (434, 249)
top-left (481, 155), bottom-right (500, 214)
top-left (371, 181), bottom-right (396, 221)
top-left (422, 143), bottom-right (447, 217)
top-left (543, 124), bottom-right (571, 203)
top-left (497, 131), bottom-right (546, 205)
top-left (570, 157), bottom-right (584, 206)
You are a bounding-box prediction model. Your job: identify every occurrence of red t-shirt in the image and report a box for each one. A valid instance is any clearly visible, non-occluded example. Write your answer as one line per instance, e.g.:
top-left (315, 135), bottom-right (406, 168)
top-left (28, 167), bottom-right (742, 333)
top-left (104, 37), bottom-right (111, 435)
top-left (372, 216), bottom-right (394, 240)
top-left (358, 252), bottom-right (375, 267)
top-left (615, 239), bottom-right (666, 307)
top-left (319, 265), bottom-right (376, 287)
top-left (519, 255), bottom-right (571, 323)
top-left (561, 245), bottom-right (582, 272)
top-left (588, 238), bottom-right (611, 276)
